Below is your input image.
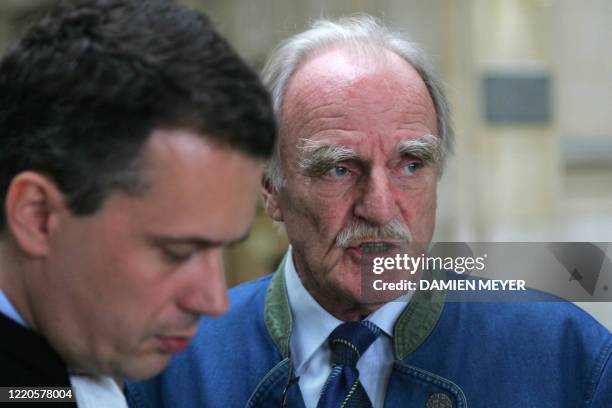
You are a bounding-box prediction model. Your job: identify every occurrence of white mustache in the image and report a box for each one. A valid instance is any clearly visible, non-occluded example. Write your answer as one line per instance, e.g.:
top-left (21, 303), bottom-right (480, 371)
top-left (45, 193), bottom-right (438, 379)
top-left (335, 219), bottom-right (412, 249)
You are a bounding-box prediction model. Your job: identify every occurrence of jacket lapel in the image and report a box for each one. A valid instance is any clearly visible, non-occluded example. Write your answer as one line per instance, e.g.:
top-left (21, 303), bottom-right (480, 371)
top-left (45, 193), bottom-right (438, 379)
top-left (387, 269), bottom-right (467, 407)
top-left (249, 258), bottom-right (306, 408)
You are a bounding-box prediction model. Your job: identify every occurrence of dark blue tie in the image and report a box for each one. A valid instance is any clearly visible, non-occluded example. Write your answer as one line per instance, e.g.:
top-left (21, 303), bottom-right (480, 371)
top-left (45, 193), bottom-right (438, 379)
top-left (317, 321), bottom-right (382, 408)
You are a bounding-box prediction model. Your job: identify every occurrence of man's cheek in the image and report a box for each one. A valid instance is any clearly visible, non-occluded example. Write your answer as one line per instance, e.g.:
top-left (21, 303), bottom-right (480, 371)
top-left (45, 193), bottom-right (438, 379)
top-left (316, 204), bottom-right (349, 232)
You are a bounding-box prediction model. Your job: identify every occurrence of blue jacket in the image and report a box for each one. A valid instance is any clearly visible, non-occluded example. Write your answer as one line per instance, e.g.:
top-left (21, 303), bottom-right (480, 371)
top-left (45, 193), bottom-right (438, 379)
top-left (127, 265), bottom-right (612, 408)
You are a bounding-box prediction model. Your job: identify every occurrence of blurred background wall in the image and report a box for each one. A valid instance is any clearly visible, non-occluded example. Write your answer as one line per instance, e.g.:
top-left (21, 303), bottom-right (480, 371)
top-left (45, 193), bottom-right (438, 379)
top-left (1, 0), bottom-right (610, 327)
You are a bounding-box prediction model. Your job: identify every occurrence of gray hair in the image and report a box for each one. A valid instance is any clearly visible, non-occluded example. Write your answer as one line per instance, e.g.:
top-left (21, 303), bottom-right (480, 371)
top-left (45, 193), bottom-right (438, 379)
top-left (261, 15), bottom-right (454, 192)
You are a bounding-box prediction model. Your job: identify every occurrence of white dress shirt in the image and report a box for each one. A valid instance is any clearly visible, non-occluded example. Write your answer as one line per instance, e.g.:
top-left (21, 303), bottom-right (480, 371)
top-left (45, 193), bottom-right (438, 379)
top-left (284, 247), bottom-right (413, 408)
top-left (70, 375), bottom-right (128, 408)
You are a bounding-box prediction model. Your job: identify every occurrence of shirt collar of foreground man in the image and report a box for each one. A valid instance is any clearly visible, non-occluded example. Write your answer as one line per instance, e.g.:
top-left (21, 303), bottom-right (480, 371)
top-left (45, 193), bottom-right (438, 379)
top-left (0, 289), bottom-right (129, 406)
top-left (0, 0), bottom-right (275, 406)
top-left (127, 15), bottom-right (612, 408)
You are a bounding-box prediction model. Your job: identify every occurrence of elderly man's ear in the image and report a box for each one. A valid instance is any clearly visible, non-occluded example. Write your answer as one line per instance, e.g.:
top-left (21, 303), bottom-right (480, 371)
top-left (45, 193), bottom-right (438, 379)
top-left (261, 176), bottom-right (284, 222)
top-left (5, 172), bottom-right (64, 257)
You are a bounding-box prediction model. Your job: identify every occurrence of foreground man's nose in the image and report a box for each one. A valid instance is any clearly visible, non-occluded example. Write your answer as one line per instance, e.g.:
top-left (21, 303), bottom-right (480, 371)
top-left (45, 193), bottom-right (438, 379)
top-left (178, 249), bottom-right (229, 317)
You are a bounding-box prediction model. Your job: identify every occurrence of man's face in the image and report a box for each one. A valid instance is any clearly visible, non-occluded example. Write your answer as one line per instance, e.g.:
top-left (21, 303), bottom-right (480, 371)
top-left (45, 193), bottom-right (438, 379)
top-left (26, 130), bottom-right (262, 380)
top-left (268, 49), bottom-right (439, 313)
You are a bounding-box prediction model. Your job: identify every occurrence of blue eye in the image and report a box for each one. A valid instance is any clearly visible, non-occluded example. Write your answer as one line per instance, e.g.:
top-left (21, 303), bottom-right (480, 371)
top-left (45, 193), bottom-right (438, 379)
top-left (402, 162), bottom-right (421, 175)
top-left (328, 166), bottom-right (350, 178)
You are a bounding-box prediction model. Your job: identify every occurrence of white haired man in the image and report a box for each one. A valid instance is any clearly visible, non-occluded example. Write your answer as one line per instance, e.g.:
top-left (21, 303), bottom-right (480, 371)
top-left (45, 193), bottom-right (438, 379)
top-left (127, 16), bottom-right (611, 408)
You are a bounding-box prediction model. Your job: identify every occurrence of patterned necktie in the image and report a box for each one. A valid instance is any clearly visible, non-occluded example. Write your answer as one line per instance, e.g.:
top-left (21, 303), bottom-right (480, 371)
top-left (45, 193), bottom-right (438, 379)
top-left (317, 321), bottom-right (382, 408)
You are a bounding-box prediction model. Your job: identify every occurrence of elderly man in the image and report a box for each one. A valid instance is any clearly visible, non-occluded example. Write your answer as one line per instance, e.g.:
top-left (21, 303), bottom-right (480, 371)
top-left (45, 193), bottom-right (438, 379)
top-left (0, 0), bottom-right (275, 405)
top-left (128, 16), bottom-right (611, 408)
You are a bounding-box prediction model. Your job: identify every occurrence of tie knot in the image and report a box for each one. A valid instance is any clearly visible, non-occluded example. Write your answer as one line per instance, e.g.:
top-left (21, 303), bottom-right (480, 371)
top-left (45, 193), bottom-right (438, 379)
top-left (328, 321), bottom-right (382, 366)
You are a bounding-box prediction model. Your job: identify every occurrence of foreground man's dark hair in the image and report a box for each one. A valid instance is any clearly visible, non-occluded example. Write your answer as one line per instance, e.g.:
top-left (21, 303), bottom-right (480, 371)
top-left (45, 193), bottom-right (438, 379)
top-left (0, 0), bottom-right (276, 232)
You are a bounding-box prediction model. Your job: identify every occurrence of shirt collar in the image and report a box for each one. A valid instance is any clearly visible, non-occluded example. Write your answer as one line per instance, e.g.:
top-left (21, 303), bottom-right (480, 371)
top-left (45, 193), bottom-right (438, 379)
top-left (284, 247), bottom-right (413, 372)
top-left (0, 289), bottom-right (28, 328)
top-left (70, 374), bottom-right (128, 408)
top-left (366, 290), bottom-right (412, 337)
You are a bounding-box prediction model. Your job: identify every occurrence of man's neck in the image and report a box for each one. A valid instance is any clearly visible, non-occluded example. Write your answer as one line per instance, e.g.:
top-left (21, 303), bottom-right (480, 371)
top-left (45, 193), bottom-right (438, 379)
top-left (303, 286), bottom-right (384, 321)
top-left (290, 250), bottom-right (388, 321)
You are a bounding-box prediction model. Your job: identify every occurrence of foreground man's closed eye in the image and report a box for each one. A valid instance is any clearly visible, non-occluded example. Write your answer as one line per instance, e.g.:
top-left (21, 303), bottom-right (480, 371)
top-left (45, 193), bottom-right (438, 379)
top-left (127, 15), bottom-right (611, 408)
top-left (0, 0), bottom-right (276, 406)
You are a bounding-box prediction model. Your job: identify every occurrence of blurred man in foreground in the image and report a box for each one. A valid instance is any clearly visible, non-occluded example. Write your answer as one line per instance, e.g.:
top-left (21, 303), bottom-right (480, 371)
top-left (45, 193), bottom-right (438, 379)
top-left (128, 16), bottom-right (611, 408)
top-left (0, 0), bottom-right (275, 405)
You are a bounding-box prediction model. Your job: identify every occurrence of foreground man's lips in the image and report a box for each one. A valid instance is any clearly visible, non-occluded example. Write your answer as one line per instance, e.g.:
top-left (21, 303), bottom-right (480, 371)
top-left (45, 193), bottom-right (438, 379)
top-left (157, 336), bottom-right (193, 353)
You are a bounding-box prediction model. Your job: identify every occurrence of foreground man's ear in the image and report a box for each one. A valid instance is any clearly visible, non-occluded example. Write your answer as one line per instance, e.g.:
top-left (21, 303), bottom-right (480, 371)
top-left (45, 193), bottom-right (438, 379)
top-left (261, 175), bottom-right (284, 222)
top-left (5, 172), bottom-right (64, 257)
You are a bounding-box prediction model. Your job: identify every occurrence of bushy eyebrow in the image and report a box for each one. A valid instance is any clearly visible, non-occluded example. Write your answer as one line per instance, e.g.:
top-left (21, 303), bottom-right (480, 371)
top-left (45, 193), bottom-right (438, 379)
top-left (297, 138), bottom-right (358, 176)
top-left (397, 134), bottom-right (441, 164)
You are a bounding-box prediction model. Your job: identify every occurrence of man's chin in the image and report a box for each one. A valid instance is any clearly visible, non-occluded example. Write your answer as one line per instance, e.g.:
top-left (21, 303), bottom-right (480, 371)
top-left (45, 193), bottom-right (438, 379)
top-left (328, 286), bottom-right (388, 320)
top-left (330, 278), bottom-right (379, 307)
top-left (116, 352), bottom-right (172, 381)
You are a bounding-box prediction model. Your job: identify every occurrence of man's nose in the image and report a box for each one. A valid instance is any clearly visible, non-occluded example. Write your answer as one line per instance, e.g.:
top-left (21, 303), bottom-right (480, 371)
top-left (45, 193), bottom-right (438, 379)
top-left (178, 249), bottom-right (229, 317)
top-left (354, 167), bottom-right (399, 225)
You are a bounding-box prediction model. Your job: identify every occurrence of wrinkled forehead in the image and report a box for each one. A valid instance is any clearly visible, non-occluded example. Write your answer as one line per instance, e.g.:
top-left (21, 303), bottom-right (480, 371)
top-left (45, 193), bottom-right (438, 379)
top-left (280, 47), bottom-right (438, 157)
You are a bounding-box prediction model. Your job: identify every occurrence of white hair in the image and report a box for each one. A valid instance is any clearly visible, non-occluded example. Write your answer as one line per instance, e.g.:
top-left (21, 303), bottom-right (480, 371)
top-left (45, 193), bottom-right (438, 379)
top-left (261, 15), bottom-right (455, 192)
